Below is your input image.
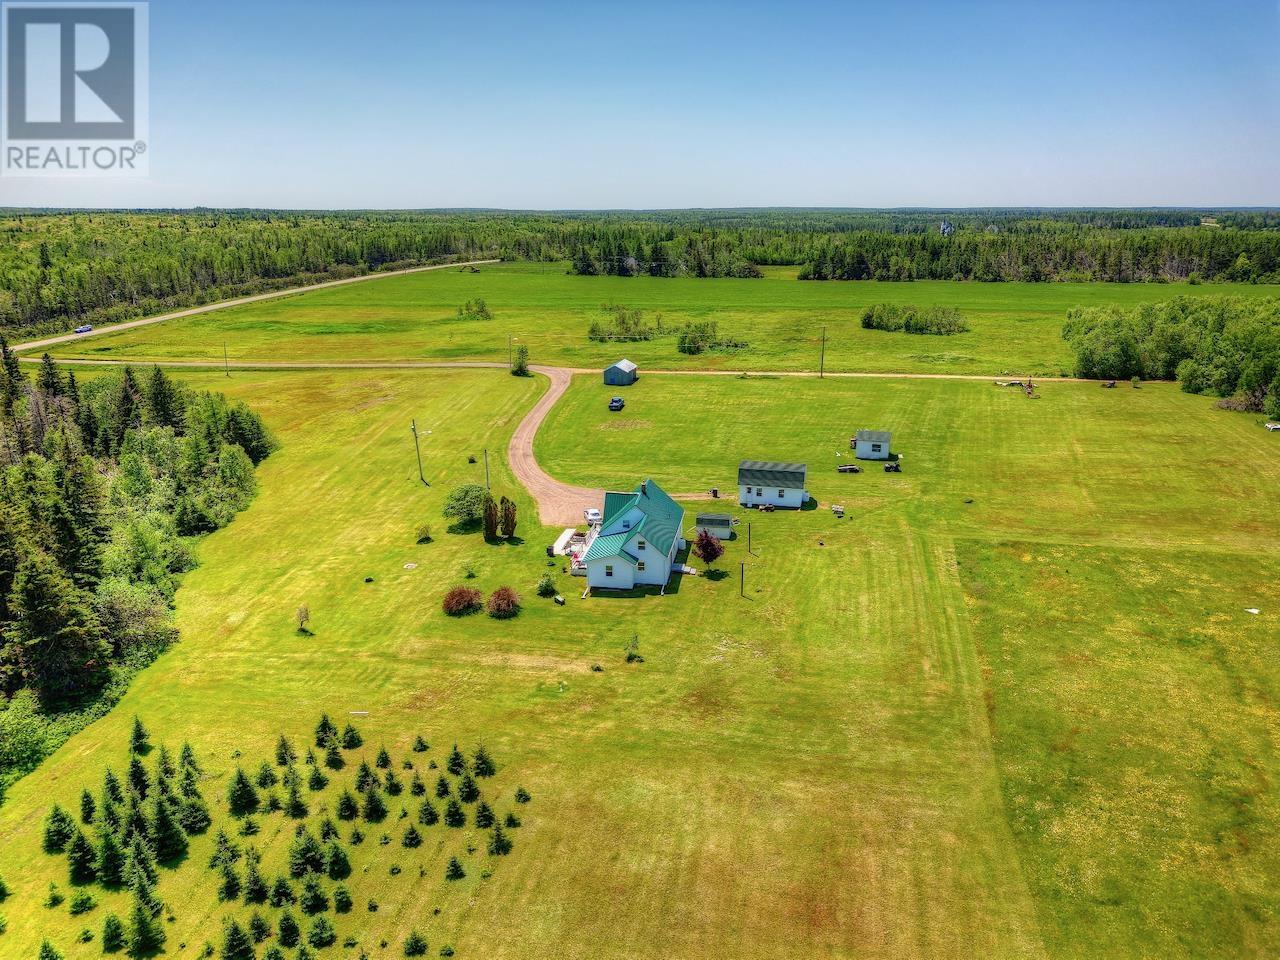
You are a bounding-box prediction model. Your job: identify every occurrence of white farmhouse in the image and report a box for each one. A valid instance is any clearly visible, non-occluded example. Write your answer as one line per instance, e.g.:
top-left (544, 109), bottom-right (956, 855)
top-left (581, 479), bottom-right (685, 590)
top-left (854, 430), bottom-right (892, 460)
top-left (738, 461), bottom-right (807, 509)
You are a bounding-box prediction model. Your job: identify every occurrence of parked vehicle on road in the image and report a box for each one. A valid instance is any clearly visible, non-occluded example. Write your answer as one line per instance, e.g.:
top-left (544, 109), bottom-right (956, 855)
top-left (74, 324), bottom-right (93, 334)
top-left (608, 397), bottom-right (625, 411)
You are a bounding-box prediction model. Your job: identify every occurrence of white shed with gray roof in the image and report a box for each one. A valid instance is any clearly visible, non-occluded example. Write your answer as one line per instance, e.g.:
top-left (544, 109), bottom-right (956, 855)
top-left (737, 461), bottom-right (808, 509)
top-left (854, 430), bottom-right (892, 460)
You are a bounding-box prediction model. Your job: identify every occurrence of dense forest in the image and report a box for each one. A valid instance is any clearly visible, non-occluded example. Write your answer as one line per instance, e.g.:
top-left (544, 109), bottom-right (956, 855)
top-left (1062, 297), bottom-right (1280, 416)
top-left (2, 208), bottom-right (1280, 335)
top-left (0, 356), bottom-right (274, 801)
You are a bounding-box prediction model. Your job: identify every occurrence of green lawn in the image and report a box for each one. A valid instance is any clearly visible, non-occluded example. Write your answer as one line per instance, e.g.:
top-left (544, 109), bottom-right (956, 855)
top-left (2, 365), bottom-right (1278, 959)
top-left (33, 262), bottom-right (1280, 376)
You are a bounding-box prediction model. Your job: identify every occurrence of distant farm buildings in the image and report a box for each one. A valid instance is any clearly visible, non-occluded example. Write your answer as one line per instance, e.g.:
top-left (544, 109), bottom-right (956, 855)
top-left (603, 359), bottom-right (638, 386)
top-left (738, 461), bottom-right (807, 509)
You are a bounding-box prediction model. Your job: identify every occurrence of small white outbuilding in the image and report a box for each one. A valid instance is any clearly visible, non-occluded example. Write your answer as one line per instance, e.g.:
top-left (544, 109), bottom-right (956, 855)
top-left (854, 430), bottom-right (892, 460)
top-left (738, 461), bottom-right (808, 509)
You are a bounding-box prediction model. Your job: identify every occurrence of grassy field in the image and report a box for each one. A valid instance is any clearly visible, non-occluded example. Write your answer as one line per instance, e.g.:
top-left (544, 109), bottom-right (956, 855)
top-left (31, 262), bottom-right (1280, 376)
top-left (1, 363), bottom-right (1278, 958)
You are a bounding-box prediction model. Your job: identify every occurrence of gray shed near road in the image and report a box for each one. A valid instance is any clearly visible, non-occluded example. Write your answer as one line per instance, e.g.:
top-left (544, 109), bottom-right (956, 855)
top-left (603, 359), bottom-right (638, 386)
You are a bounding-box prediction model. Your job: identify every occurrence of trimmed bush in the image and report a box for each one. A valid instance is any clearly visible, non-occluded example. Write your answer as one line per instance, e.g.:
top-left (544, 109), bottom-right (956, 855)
top-left (486, 586), bottom-right (521, 619)
top-left (536, 573), bottom-right (557, 597)
top-left (442, 585), bottom-right (483, 616)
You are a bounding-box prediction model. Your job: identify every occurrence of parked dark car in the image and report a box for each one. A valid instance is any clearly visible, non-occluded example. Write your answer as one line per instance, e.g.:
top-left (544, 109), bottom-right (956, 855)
top-left (608, 397), bottom-right (625, 411)
top-left (836, 464), bottom-right (861, 474)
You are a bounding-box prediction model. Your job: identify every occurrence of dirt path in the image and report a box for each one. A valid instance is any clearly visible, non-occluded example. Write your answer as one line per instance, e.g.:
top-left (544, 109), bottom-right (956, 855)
top-left (509, 366), bottom-right (605, 526)
top-left (11, 259), bottom-right (500, 354)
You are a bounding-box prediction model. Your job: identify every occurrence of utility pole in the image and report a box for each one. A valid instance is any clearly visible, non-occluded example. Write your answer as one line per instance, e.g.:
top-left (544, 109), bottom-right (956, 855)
top-left (507, 334), bottom-right (513, 370)
top-left (748, 522), bottom-right (752, 555)
top-left (819, 325), bottom-right (826, 379)
top-left (223, 343), bottom-right (230, 377)
top-left (483, 448), bottom-right (490, 490)
top-left (410, 419), bottom-right (426, 485)
top-left (740, 562), bottom-right (745, 598)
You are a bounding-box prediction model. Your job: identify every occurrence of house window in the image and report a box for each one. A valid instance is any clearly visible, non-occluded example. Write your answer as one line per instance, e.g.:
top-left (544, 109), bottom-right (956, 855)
top-left (622, 521), bottom-right (630, 530)
top-left (637, 561), bottom-right (646, 571)
top-left (756, 487), bottom-right (762, 496)
top-left (604, 565), bottom-right (613, 577)
top-left (637, 539), bottom-right (645, 550)
top-left (871, 443), bottom-right (882, 452)
top-left (778, 489), bottom-right (785, 498)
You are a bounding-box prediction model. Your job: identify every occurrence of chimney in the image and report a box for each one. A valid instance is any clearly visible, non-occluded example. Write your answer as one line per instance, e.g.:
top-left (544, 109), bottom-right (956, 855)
top-left (640, 480), bottom-right (647, 496)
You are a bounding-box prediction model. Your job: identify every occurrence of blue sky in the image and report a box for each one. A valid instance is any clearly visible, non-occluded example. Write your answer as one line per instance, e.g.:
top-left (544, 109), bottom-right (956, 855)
top-left (3, 0), bottom-right (1279, 208)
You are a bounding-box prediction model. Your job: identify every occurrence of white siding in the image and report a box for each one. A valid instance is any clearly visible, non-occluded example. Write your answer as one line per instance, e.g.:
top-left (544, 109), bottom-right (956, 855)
top-left (738, 484), bottom-right (806, 509)
top-left (855, 439), bottom-right (890, 460)
top-left (587, 559), bottom-right (635, 590)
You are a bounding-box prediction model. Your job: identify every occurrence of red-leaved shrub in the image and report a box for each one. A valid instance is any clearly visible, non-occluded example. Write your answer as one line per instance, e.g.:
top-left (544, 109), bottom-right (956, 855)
top-left (442, 586), bottom-right (482, 616)
top-left (486, 586), bottom-right (520, 619)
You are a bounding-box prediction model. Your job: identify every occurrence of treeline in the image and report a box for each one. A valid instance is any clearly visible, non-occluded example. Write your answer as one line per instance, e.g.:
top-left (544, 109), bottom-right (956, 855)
top-left (861, 304), bottom-right (968, 335)
top-left (0, 355), bottom-right (275, 800)
top-left (1062, 297), bottom-right (1280, 416)
top-left (5, 209), bottom-right (1280, 335)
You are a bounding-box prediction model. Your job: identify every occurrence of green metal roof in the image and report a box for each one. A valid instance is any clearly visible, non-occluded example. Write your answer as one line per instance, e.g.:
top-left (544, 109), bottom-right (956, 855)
top-left (582, 531), bottom-right (637, 565)
top-left (583, 479), bottom-right (684, 565)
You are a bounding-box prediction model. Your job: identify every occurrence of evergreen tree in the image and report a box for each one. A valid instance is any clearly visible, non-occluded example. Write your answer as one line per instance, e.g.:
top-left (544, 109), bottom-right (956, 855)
top-left (288, 828), bottom-right (325, 877)
top-left (447, 745), bottom-right (466, 776)
top-left (95, 831), bottom-right (123, 887)
top-left (324, 842), bottom-right (350, 881)
top-left (333, 884), bottom-right (353, 913)
top-left (109, 367), bottom-right (142, 453)
top-left (318, 817), bottom-right (339, 841)
top-left (124, 834), bottom-right (158, 887)
top-left (80, 788), bottom-right (96, 824)
top-left (43, 804), bottom-right (75, 852)
top-left (127, 890), bottom-right (166, 955)
top-left (278, 910), bottom-right (300, 948)
top-left (103, 766), bottom-right (124, 804)
top-left (402, 825), bottom-right (422, 848)
top-left (361, 786), bottom-right (387, 823)
top-left (444, 799), bottom-right (465, 828)
top-left (38, 354), bottom-right (64, 396)
top-left (218, 861), bottom-right (241, 901)
top-left (128, 866), bottom-right (161, 920)
top-left (412, 735), bottom-right (428, 752)
top-left (144, 366), bottom-right (183, 430)
top-left (269, 875), bottom-right (295, 907)
top-left (410, 773), bottom-right (425, 796)
top-left (472, 745), bottom-right (496, 777)
top-left (323, 740), bottom-right (344, 770)
top-left (303, 748), bottom-right (317, 766)
top-left (155, 744), bottom-right (175, 781)
top-left (227, 768), bottom-right (259, 816)
top-left (335, 789), bottom-right (358, 821)
top-left (300, 875), bottom-right (328, 914)
top-left (435, 776), bottom-right (451, 799)
top-left (314, 714), bottom-right (337, 747)
top-left (354, 761), bottom-right (376, 792)
top-left (307, 766), bottom-right (328, 792)
top-left (178, 794), bottom-right (212, 835)
top-left (383, 770), bottom-right (402, 796)
top-left (179, 742), bottom-right (201, 775)
top-left (255, 761), bottom-right (277, 789)
top-left (242, 860), bottom-right (268, 904)
top-left (504, 811), bottom-right (522, 829)
top-left (129, 716), bottom-right (150, 755)
top-left (417, 799), bottom-right (439, 826)
top-left (285, 782), bottom-right (308, 818)
top-left (102, 912), bottom-right (125, 952)
top-left (67, 828), bottom-right (98, 884)
top-left (38, 940), bottom-right (64, 960)
top-left (220, 919), bottom-right (255, 960)
top-left (128, 756), bottom-right (150, 799)
top-left (8, 548), bottom-right (108, 702)
top-left (474, 801), bottom-right (495, 829)
top-left (458, 774), bottom-right (479, 803)
top-left (248, 910), bottom-right (271, 944)
top-left (121, 793), bottom-right (150, 844)
top-left (404, 931), bottom-right (429, 957)
top-left (208, 830), bottom-right (240, 868)
top-left (307, 915), bottom-right (336, 948)
top-left (98, 796), bottom-right (122, 834)
top-left (340, 723), bottom-right (362, 749)
top-left (275, 734), bottom-right (296, 766)
top-left (515, 786), bottom-right (532, 803)
top-left (149, 793), bottom-right (188, 863)
top-left (375, 746), bottom-right (391, 769)
top-left (0, 872), bottom-right (7, 900)
top-left (488, 823), bottom-right (513, 856)
top-left (444, 857), bottom-right (465, 881)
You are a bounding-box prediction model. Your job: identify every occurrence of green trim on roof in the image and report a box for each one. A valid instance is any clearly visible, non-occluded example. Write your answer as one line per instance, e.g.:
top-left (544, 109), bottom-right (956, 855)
top-left (582, 531), bottom-right (638, 565)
